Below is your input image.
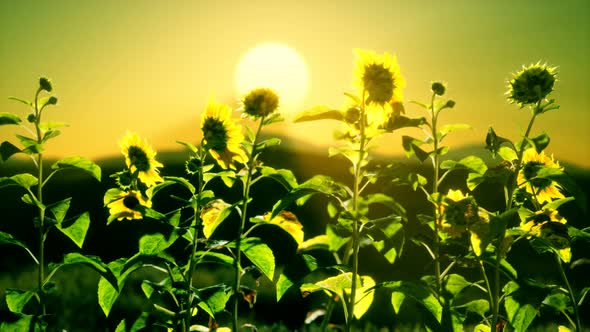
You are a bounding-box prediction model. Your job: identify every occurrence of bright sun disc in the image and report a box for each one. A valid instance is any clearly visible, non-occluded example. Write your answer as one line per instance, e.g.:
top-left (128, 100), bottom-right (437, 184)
top-left (235, 43), bottom-right (309, 116)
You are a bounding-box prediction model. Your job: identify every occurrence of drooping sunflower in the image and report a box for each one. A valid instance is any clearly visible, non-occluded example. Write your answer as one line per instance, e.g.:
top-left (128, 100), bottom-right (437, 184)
top-left (507, 62), bottom-right (557, 107)
top-left (241, 87), bottom-right (280, 118)
top-left (201, 98), bottom-right (248, 170)
top-left (520, 208), bottom-right (570, 262)
top-left (119, 131), bottom-right (164, 187)
top-left (353, 49), bottom-right (406, 127)
top-left (107, 189), bottom-right (152, 221)
top-left (518, 148), bottom-right (565, 204)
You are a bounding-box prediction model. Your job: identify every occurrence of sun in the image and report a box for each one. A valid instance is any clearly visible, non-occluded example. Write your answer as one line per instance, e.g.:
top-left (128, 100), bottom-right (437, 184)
top-left (235, 43), bottom-right (310, 116)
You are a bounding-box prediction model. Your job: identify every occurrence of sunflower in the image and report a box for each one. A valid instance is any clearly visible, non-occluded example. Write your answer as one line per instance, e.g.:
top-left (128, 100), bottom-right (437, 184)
top-left (507, 63), bottom-right (557, 107)
top-left (520, 208), bottom-right (566, 237)
top-left (241, 87), bottom-right (280, 118)
top-left (201, 97), bottom-right (248, 170)
top-left (518, 148), bottom-right (565, 204)
top-left (119, 131), bottom-right (164, 187)
top-left (520, 208), bottom-right (570, 262)
top-left (353, 49), bottom-right (406, 127)
top-left (107, 190), bottom-right (152, 221)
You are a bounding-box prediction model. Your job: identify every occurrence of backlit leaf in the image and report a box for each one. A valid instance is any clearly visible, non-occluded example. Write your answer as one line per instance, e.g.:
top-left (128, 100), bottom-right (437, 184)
top-left (0, 141), bottom-right (21, 162)
top-left (240, 237), bottom-right (275, 281)
top-left (0, 231), bottom-right (38, 264)
top-left (56, 212), bottom-right (90, 248)
top-left (6, 289), bottom-right (35, 313)
top-left (0, 173), bottom-right (38, 190)
top-left (293, 105), bottom-right (344, 123)
top-left (51, 156), bottom-right (101, 181)
top-left (381, 280), bottom-right (443, 323)
top-left (0, 112), bottom-right (22, 125)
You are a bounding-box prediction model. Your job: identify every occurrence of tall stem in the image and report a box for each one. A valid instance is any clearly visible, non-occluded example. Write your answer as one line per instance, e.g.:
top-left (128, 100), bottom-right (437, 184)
top-left (429, 93), bottom-right (442, 296)
top-left (34, 92), bottom-right (46, 315)
top-left (232, 118), bottom-right (264, 332)
top-left (346, 91), bottom-right (367, 332)
top-left (184, 145), bottom-right (204, 331)
top-left (491, 103), bottom-right (539, 330)
top-left (556, 254), bottom-right (581, 331)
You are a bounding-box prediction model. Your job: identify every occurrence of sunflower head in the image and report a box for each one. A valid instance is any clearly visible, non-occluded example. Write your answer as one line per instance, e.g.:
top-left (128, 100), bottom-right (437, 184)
top-left (431, 82), bottom-right (446, 96)
top-left (241, 87), bottom-right (280, 118)
top-left (507, 63), bottom-right (557, 106)
top-left (201, 98), bottom-right (248, 170)
top-left (353, 49), bottom-right (405, 106)
top-left (520, 208), bottom-right (566, 237)
top-left (518, 148), bottom-right (564, 204)
top-left (39, 77), bottom-right (53, 92)
top-left (107, 190), bottom-right (152, 222)
top-left (185, 156), bottom-right (201, 175)
top-left (119, 131), bottom-right (164, 187)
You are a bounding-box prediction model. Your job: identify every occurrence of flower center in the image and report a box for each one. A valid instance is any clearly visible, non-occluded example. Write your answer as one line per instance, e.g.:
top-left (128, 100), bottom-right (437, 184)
top-left (123, 195), bottom-right (140, 209)
top-left (202, 117), bottom-right (228, 151)
top-left (522, 161), bottom-right (552, 189)
top-left (363, 63), bottom-right (394, 104)
top-left (127, 146), bottom-right (151, 172)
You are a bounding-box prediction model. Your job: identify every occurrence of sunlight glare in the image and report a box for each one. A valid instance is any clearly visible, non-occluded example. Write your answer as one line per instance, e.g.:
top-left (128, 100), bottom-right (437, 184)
top-left (235, 43), bottom-right (309, 117)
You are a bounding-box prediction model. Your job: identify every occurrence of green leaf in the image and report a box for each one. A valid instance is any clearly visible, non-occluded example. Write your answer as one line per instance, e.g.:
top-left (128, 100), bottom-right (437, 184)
top-left (138, 232), bottom-right (176, 255)
top-left (382, 280), bottom-right (443, 323)
top-left (259, 166), bottom-right (298, 190)
top-left (386, 115), bottom-right (427, 131)
top-left (454, 299), bottom-right (490, 317)
top-left (498, 146), bottom-right (517, 161)
top-left (41, 130), bottom-right (61, 143)
top-left (98, 258), bottom-right (144, 317)
top-left (438, 123), bottom-right (470, 141)
top-left (8, 97), bottom-right (32, 107)
top-left (0, 173), bottom-right (38, 190)
top-left (162, 176), bottom-right (195, 194)
top-left (114, 320), bottom-right (126, 332)
top-left (15, 134), bottom-right (43, 154)
top-left (0, 112), bottom-right (22, 125)
top-left (51, 156), bottom-right (101, 181)
top-left (543, 197), bottom-right (575, 211)
top-left (503, 281), bottom-right (548, 331)
top-left (485, 127), bottom-right (513, 157)
top-left (194, 251), bottom-right (235, 266)
top-left (542, 292), bottom-right (570, 312)
top-left (240, 237), bottom-right (275, 281)
top-left (276, 254), bottom-right (317, 301)
top-left (0, 141), bottom-right (21, 162)
top-left (55, 212), bottom-right (90, 248)
top-left (531, 132), bottom-right (550, 153)
top-left (293, 105), bottom-right (344, 123)
top-left (6, 289), bottom-right (35, 313)
top-left (441, 156), bottom-right (487, 175)
top-left (50, 253), bottom-right (117, 293)
top-left (443, 274), bottom-right (472, 296)
top-left (48, 198), bottom-right (72, 223)
top-left (38, 121), bottom-right (67, 132)
top-left (0, 231), bottom-right (38, 264)
top-left (0, 313), bottom-right (40, 332)
top-left (271, 175), bottom-right (346, 218)
top-left (197, 286), bottom-right (232, 317)
top-left (402, 136), bottom-right (429, 162)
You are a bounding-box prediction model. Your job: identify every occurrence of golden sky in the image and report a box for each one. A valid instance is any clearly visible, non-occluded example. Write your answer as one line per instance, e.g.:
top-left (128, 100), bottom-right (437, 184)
top-left (1, 1), bottom-right (589, 167)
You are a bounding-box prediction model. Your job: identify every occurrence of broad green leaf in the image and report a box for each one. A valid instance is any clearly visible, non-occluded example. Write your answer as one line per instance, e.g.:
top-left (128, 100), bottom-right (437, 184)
top-left (440, 156), bottom-right (487, 174)
top-left (38, 121), bottom-right (67, 132)
top-left (41, 130), bottom-right (61, 143)
top-left (16, 134), bottom-right (43, 154)
top-left (386, 115), bottom-right (427, 131)
top-left (383, 280), bottom-right (443, 323)
top-left (6, 289), bottom-right (35, 313)
top-left (498, 146), bottom-right (517, 161)
top-left (0, 173), bottom-right (38, 190)
top-left (49, 253), bottom-right (117, 293)
top-left (402, 136), bottom-right (429, 162)
top-left (138, 232), bottom-right (176, 255)
top-left (114, 320), bottom-right (126, 332)
top-left (0, 112), bottom-right (22, 125)
top-left (259, 166), bottom-right (298, 190)
top-left (276, 254), bottom-right (317, 301)
top-left (531, 132), bottom-right (550, 153)
top-left (48, 197), bottom-right (71, 223)
top-left (542, 292), bottom-right (570, 312)
top-left (443, 274), bottom-right (472, 296)
top-left (201, 199), bottom-right (233, 238)
top-left (162, 176), bottom-right (195, 194)
top-left (454, 299), bottom-right (490, 317)
top-left (55, 212), bottom-right (90, 248)
top-left (0, 141), bottom-right (21, 162)
top-left (240, 237), bottom-right (275, 281)
top-left (197, 286), bottom-right (232, 317)
top-left (544, 197), bottom-right (575, 211)
top-left (8, 97), bottom-right (32, 107)
top-left (176, 140), bottom-right (198, 153)
top-left (298, 235), bottom-right (330, 251)
top-left (485, 127), bottom-right (513, 157)
top-left (0, 231), bottom-right (38, 264)
top-left (263, 211), bottom-right (304, 245)
top-left (129, 312), bottom-right (149, 332)
top-left (474, 323), bottom-right (491, 332)
top-left (300, 273), bottom-right (375, 319)
top-left (0, 313), bottom-right (39, 332)
top-left (98, 258), bottom-right (137, 317)
top-left (51, 156), bottom-right (101, 181)
top-left (503, 281), bottom-right (548, 331)
top-left (293, 105), bottom-right (344, 123)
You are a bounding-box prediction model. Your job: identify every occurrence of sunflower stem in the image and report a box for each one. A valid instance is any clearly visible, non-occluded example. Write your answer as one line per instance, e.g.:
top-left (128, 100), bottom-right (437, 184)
top-left (492, 103), bottom-right (539, 331)
top-left (556, 253), bottom-right (581, 331)
top-left (346, 90), bottom-right (368, 332)
top-left (33, 89), bottom-right (47, 316)
top-left (184, 143), bottom-right (205, 332)
top-left (429, 92), bottom-right (443, 299)
top-left (233, 117), bottom-right (264, 332)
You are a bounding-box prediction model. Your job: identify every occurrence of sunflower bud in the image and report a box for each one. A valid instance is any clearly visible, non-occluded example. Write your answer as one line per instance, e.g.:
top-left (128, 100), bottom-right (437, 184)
top-left (242, 87), bottom-right (279, 118)
top-left (39, 77), bottom-right (53, 92)
top-left (431, 82), bottom-right (446, 96)
top-left (445, 100), bottom-right (456, 108)
top-left (507, 63), bottom-right (556, 106)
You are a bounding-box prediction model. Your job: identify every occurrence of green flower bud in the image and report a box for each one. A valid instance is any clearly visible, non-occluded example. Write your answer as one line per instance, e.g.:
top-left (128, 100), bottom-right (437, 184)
top-left (242, 87), bottom-right (279, 118)
top-left (431, 82), bottom-right (446, 96)
top-left (27, 114), bottom-right (36, 123)
top-left (445, 100), bottom-right (456, 108)
top-left (39, 77), bottom-right (53, 92)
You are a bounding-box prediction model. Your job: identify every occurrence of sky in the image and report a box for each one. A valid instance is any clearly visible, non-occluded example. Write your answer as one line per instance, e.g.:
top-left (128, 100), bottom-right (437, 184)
top-left (1, 1), bottom-right (589, 167)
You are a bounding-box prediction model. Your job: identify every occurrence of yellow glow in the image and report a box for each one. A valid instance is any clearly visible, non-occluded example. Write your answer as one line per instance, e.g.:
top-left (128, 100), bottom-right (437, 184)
top-left (235, 43), bottom-right (309, 117)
